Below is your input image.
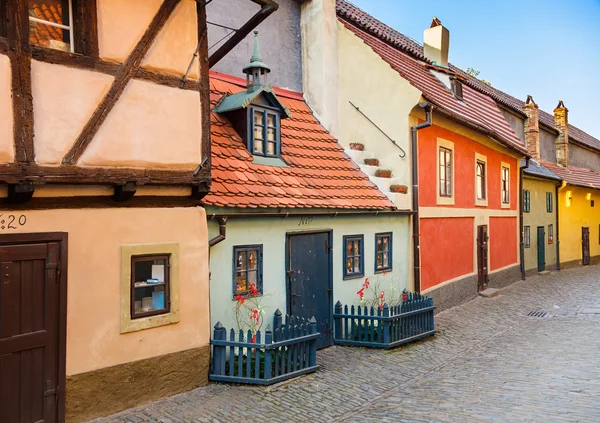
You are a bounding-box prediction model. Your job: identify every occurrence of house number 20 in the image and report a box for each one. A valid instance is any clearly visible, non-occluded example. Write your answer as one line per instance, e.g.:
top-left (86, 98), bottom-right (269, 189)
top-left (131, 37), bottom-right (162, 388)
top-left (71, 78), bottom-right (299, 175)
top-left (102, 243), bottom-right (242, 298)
top-left (0, 214), bottom-right (27, 230)
top-left (298, 216), bottom-right (313, 226)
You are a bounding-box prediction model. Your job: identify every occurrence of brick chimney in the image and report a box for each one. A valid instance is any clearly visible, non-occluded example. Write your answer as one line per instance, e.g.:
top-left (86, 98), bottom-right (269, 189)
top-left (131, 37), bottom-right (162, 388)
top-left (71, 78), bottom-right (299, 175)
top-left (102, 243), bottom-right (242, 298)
top-left (554, 100), bottom-right (569, 167)
top-left (523, 95), bottom-right (540, 160)
top-left (424, 17), bottom-right (449, 67)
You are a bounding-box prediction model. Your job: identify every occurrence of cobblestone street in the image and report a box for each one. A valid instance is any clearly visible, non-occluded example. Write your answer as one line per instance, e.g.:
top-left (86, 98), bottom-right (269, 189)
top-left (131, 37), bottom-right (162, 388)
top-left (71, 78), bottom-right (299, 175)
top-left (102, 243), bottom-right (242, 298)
top-left (94, 266), bottom-right (600, 423)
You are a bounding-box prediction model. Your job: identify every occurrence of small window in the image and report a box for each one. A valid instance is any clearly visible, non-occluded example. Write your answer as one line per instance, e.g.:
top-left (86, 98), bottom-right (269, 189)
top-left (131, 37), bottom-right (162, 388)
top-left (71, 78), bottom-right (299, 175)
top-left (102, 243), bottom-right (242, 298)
top-left (343, 235), bottom-right (364, 279)
top-left (476, 161), bottom-right (486, 200)
top-left (131, 255), bottom-right (170, 319)
top-left (546, 192), bottom-right (553, 213)
top-left (524, 226), bottom-right (530, 248)
top-left (250, 107), bottom-right (280, 158)
top-left (548, 224), bottom-right (553, 244)
top-left (501, 166), bottom-right (510, 204)
top-left (523, 190), bottom-right (530, 213)
top-left (375, 232), bottom-right (392, 272)
top-left (28, 0), bottom-right (75, 52)
top-left (439, 147), bottom-right (452, 197)
top-left (233, 245), bottom-right (263, 296)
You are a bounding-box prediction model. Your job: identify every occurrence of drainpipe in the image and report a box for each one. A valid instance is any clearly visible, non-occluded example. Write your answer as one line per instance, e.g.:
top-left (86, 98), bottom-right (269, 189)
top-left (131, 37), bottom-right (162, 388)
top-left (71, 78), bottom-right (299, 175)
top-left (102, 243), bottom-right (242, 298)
top-left (555, 182), bottom-right (561, 271)
top-left (209, 216), bottom-right (228, 247)
top-left (519, 157), bottom-right (530, 280)
top-left (411, 102), bottom-right (433, 293)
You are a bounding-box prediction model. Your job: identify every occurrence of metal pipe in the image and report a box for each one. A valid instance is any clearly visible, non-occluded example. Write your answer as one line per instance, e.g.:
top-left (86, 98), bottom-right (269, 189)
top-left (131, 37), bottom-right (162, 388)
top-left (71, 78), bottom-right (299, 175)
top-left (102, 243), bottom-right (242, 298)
top-left (519, 157), bottom-right (530, 280)
top-left (555, 182), bottom-right (561, 271)
top-left (410, 103), bottom-right (433, 293)
top-left (209, 217), bottom-right (228, 247)
top-left (208, 0), bottom-right (279, 68)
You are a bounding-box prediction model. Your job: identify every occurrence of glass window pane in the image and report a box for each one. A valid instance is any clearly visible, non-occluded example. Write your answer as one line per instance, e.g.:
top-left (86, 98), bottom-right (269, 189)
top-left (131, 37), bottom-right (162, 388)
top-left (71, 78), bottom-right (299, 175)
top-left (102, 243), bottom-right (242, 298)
top-left (267, 114), bottom-right (275, 127)
top-left (132, 256), bottom-right (169, 317)
top-left (383, 252), bottom-right (389, 267)
top-left (346, 258), bottom-right (352, 272)
top-left (248, 250), bottom-right (257, 270)
top-left (28, 20), bottom-right (71, 51)
top-left (254, 124), bottom-right (263, 140)
top-left (267, 127), bottom-right (276, 142)
top-left (267, 141), bottom-right (276, 155)
top-left (377, 253), bottom-right (382, 268)
top-left (254, 111), bottom-right (263, 125)
top-left (236, 272), bottom-right (247, 293)
top-left (347, 241), bottom-right (353, 253)
top-left (353, 258), bottom-right (360, 273)
top-left (354, 240), bottom-right (360, 256)
top-left (248, 270), bottom-right (257, 285)
top-left (236, 251), bottom-right (247, 271)
top-left (254, 139), bottom-right (263, 154)
top-left (377, 237), bottom-right (383, 252)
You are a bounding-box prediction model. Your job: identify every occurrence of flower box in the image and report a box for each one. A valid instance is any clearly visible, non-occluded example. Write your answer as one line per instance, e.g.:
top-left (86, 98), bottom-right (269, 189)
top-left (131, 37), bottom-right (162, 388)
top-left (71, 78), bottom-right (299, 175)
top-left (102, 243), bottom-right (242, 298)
top-left (349, 142), bottom-right (365, 151)
top-left (363, 158), bottom-right (380, 166)
top-left (389, 184), bottom-right (408, 194)
top-left (374, 169), bottom-right (392, 178)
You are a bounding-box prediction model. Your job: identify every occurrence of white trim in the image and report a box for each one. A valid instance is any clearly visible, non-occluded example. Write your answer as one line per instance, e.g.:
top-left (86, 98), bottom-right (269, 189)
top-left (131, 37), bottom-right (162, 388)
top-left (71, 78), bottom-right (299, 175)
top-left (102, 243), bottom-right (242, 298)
top-left (436, 138), bottom-right (455, 206)
top-left (474, 152), bottom-right (488, 207)
top-left (29, 16), bottom-right (70, 31)
top-left (419, 207), bottom-right (517, 219)
top-left (501, 161), bottom-right (511, 209)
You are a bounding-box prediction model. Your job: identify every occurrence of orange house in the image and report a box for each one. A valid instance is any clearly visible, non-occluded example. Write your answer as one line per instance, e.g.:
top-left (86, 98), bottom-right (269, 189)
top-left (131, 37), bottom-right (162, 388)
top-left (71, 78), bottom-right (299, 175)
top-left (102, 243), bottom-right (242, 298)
top-left (337, 1), bottom-right (528, 311)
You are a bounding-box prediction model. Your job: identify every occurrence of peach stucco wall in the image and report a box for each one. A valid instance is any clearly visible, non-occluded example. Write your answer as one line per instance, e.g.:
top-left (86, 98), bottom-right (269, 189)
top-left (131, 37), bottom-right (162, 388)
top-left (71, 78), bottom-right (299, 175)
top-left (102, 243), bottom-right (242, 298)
top-left (79, 79), bottom-right (202, 169)
top-left (143, 0), bottom-right (199, 79)
top-left (98, 0), bottom-right (163, 61)
top-left (31, 60), bottom-right (114, 164)
top-left (4, 207), bottom-right (209, 375)
top-left (0, 54), bottom-right (14, 163)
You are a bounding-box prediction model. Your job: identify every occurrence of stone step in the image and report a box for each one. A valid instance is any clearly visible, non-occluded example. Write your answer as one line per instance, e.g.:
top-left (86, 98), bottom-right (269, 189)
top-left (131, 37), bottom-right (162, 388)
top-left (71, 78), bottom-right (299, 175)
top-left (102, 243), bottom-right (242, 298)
top-left (479, 288), bottom-right (501, 298)
top-left (344, 149), bottom-right (376, 163)
top-left (358, 164), bottom-right (378, 176)
top-left (371, 177), bottom-right (403, 193)
top-left (384, 191), bottom-right (411, 210)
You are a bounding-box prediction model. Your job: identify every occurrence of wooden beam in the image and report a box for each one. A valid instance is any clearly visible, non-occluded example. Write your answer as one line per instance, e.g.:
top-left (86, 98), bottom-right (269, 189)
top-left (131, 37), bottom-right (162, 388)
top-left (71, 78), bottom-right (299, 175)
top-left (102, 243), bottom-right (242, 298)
top-left (0, 196), bottom-right (205, 210)
top-left (7, 181), bottom-right (35, 203)
top-left (62, 0), bottom-right (181, 165)
top-left (113, 182), bottom-right (137, 201)
top-left (7, 0), bottom-right (34, 163)
top-left (197, 0), bottom-right (212, 187)
top-left (0, 37), bottom-right (7, 55)
top-left (73, 0), bottom-right (99, 57)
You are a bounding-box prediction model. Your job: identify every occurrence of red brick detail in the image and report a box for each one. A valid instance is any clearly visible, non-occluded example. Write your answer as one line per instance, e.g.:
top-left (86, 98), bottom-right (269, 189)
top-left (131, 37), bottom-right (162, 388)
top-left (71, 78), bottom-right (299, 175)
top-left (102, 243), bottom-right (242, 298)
top-left (523, 100), bottom-right (540, 161)
top-left (554, 102), bottom-right (569, 168)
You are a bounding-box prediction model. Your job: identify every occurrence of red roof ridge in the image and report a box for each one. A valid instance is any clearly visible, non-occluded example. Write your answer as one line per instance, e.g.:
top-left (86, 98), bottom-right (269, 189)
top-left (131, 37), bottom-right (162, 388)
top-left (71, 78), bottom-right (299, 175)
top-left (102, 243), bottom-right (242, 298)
top-left (209, 70), bottom-right (305, 101)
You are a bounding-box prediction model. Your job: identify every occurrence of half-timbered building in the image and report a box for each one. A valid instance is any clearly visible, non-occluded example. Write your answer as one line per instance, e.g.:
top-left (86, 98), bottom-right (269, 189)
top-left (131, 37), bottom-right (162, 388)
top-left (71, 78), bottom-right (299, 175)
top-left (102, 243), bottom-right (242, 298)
top-left (0, 1), bottom-right (212, 421)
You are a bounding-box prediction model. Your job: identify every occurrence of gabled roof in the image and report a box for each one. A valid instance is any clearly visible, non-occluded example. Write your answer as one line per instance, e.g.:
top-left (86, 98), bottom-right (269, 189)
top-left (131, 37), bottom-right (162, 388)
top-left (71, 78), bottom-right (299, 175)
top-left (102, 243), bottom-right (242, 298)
top-left (541, 162), bottom-right (600, 190)
top-left (336, 0), bottom-right (600, 153)
top-left (337, 14), bottom-right (527, 155)
top-left (522, 159), bottom-right (562, 181)
top-left (203, 71), bottom-right (397, 211)
top-left (213, 86), bottom-right (292, 118)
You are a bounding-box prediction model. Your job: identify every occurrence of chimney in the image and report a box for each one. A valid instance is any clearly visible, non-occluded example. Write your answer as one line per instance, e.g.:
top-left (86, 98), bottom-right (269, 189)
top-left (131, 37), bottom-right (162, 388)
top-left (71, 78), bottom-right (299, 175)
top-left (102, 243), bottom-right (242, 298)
top-left (523, 95), bottom-right (540, 161)
top-left (423, 17), bottom-right (449, 67)
top-left (554, 100), bottom-right (569, 167)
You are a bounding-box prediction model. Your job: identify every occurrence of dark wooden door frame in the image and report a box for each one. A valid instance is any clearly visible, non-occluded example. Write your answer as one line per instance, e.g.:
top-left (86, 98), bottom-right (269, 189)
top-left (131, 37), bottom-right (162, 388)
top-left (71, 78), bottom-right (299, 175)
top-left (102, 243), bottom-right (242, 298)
top-left (476, 225), bottom-right (489, 292)
top-left (285, 229), bottom-right (333, 346)
top-left (0, 232), bottom-right (68, 422)
top-left (537, 226), bottom-right (546, 272)
top-left (582, 226), bottom-right (591, 266)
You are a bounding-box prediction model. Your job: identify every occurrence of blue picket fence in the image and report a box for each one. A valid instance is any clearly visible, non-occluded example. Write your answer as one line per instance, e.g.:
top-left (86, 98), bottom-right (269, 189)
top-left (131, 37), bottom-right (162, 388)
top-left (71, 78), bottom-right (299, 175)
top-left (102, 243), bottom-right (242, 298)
top-left (333, 294), bottom-right (435, 349)
top-left (210, 311), bottom-right (320, 385)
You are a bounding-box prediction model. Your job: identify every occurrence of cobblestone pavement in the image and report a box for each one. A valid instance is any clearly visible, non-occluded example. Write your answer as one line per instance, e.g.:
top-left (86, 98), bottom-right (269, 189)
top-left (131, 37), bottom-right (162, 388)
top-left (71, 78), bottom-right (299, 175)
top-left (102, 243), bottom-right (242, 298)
top-left (94, 266), bottom-right (600, 423)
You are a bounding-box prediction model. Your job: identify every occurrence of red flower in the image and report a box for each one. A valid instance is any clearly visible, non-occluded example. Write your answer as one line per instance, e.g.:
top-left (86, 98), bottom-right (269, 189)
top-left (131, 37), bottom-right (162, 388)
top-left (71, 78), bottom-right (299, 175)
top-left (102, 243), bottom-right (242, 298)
top-left (364, 278), bottom-right (370, 289)
top-left (248, 283), bottom-right (259, 297)
top-left (382, 269), bottom-right (387, 276)
top-left (250, 308), bottom-right (260, 322)
top-left (235, 294), bottom-right (245, 304)
top-left (402, 292), bottom-right (408, 302)
top-left (251, 334), bottom-right (256, 343)
top-left (357, 287), bottom-right (365, 300)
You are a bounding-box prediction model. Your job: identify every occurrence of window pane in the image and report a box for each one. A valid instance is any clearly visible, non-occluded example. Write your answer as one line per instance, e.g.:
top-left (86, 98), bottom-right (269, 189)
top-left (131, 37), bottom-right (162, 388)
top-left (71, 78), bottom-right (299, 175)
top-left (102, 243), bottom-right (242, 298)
top-left (267, 141), bottom-right (276, 155)
top-left (132, 256), bottom-right (169, 317)
top-left (346, 258), bottom-right (352, 272)
top-left (248, 270), bottom-right (257, 285)
top-left (236, 272), bottom-right (247, 293)
top-left (267, 114), bottom-right (275, 127)
top-left (354, 240), bottom-right (360, 256)
top-left (383, 236), bottom-right (389, 251)
top-left (28, 20), bottom-right (71, 51)
top-left (28, 0), bottom-right (71, 51)
top-left (254, 124), bottom-right (263, 140)
top-left (236, 251), bottom-right (247, 271)
top-left (253, 111), bottom-right (263, 125)
top-left (267, 127), bottom-right (276, 142)
top-left (377, 253), bottom-right (382, 268)
top-left (253, 139), bottom-right (263, 154)
top-left (353, 258), bottom-right (360, 273)
top-left (383, 252), bottom-right (389, 267)
top-left (248, 250), bottom-right (257, 270)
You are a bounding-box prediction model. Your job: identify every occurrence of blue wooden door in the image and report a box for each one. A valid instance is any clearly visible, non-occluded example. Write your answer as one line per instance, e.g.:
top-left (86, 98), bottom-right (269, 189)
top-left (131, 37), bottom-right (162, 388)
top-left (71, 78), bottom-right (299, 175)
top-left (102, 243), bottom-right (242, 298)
top-left (537, 226), bottom-right (546, 272)
top-left (287, 231), bottom-right (332, 349)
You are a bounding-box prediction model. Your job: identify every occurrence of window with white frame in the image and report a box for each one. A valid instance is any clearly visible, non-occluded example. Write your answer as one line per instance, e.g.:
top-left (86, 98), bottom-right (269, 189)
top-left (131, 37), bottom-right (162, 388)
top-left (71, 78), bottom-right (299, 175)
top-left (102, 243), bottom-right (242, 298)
top-left (250, 107), bottom-right (280, 157)
top-left (501, 166), bottom-right (510, 204)
top-left (28, 0), bottom-right (75, 52)
top-left (476, 160), bottom-right (486, 200)
top-left (548, 224), bottom-right (553, 244)
top-left (524, 226), bottom-right (530, 248)
top-left (439, 147), bottom-right (452, 197)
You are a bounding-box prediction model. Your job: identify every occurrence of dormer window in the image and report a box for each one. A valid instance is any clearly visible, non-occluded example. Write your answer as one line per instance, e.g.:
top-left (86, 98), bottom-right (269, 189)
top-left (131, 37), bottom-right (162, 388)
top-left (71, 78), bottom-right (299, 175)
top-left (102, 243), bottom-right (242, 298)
top-left (250, 107), bottom-right (280, 157)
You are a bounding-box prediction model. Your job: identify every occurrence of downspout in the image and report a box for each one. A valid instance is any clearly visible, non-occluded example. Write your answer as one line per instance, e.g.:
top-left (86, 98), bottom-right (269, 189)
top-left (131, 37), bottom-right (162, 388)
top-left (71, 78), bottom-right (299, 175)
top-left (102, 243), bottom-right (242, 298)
top-left (555, 182), bottom-right (562, 271)
top-left (208, 0), bottom-right (279, 68)
top-left (209, 216), bottom-right (228, 247)
top-left (411, 102), bottom-right (433, 293)
top-left (519, 157), bottom-right (530, 280)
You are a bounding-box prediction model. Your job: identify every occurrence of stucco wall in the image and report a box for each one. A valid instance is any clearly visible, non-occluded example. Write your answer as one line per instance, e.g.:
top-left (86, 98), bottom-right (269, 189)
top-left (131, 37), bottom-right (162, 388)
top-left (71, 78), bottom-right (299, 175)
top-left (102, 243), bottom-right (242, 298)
top-left (206, 0), bottom-right (302, 91)
top-left (540, 128), bottom-right (557, 163)
top-left (0, 54), bottom-right (13, 163)
top-left (207, 213), bottom-right (410, 331)
top-left (489, 216), bottom-right (518, 270)
top-left (569, 143), bottom-right (600, 172)
top-left (558, 185), bottom-right (600, 263)
top-left (3, 207), bottom-right (210, 376)
top-left (500, 108), bottom-right (525, 144)
top-left (523, 177), bottom-right (558, 271)
top-left (336, 21), bottom-right (422, 198)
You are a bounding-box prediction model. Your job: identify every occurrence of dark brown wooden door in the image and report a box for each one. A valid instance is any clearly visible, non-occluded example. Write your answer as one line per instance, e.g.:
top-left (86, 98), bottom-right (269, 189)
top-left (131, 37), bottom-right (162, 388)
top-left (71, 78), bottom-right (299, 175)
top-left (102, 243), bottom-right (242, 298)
top-left (582, 227), bottom-right (591, 265)
top-left (0, 240), bottom-right (63, 422)
top-left (477, 225), bottom-right (489, 292)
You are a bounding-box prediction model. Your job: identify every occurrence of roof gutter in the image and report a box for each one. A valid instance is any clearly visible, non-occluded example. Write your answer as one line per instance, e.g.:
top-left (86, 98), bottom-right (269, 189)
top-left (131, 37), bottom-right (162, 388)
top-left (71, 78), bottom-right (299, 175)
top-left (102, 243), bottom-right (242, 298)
top-left (519, 157), bottom-right (530, 280)
top-left (206, 210), bottom-right (415, 219)
top-left (209, 0), bottom-right (279, 68)
top-left (209, 216), bottom-right (228, 247)
top-left (432, 104), bottom-right (529, 158)
top-left (410, 102), bottom-right (433, 294)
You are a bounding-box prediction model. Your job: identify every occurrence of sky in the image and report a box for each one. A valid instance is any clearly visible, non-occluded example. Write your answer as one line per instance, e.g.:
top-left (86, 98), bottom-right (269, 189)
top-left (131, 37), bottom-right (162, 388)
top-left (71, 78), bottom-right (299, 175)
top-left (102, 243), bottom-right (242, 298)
top-left (350, 0), bottom-right (600, 139)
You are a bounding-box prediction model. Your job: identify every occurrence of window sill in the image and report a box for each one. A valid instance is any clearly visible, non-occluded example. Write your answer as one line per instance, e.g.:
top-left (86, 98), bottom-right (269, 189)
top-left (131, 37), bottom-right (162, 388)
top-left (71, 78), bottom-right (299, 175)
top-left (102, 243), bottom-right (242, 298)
top-left (436, 196), bottom-right (455, 206)
top-left (475, 199), bottom-right (488, 207)
top-left (501, 202), bottom-right (510, 209)
top-left (374, 267), bottom-right (392, 274)
top-left (121, 310), bottom-right (179, 334)
top-left (252, 156), bottom-right (289, 167)
top-left (344, 273), bottom-right (365, 281)
top-left (232, 293), bottom-right (264, 301)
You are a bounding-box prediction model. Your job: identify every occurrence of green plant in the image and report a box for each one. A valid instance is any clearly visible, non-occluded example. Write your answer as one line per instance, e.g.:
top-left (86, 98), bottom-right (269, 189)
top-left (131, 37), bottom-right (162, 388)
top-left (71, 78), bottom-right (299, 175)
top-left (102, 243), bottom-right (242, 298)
top-left (233, 284), bottom-right (267, 343)
top-left (356, 270), bottom-right (405, 310)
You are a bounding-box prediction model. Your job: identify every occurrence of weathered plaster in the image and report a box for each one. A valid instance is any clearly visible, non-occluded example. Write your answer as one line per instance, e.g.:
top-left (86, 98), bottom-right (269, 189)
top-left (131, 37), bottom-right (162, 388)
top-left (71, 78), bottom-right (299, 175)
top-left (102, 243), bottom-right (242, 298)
top-left (207, 0), bottom-right (302, 91)
top-left (540, 127), bottom-right (557, 163)
top-left (208, 213), bottom-right (410, 331)
top-left (0, 55), bottom-right (13, 163)
top-left (336, 21), bottom-right (421, 200)
top-left (98, 0), bottom-right (163, 61)
top-left (558, 185), bottom-right (600, 263)
top-left (3, 207), bottom-right (210, 375)
top-left (523, 177), bottom-right (558, 271)
top-left (143, 0), bottom-right (199, 79)
top-left (569, 143), bottom-right (600, 172)
top-left (500, 108), bottom-right (525, 144)
top-left (79, 79), bottom-right (202, 169)
top-left (31, 60), bottom-right (114, 164)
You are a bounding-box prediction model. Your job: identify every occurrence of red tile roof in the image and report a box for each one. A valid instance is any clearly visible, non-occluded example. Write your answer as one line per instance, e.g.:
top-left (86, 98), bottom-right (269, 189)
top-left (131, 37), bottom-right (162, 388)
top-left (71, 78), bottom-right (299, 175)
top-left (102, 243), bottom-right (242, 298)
top-left (541, 162), bottom-right (600, 190)
top-left (202, 71), bottom-right (397, 211)
top-left (336, 1), bottom-right (600, 152)
top-left (338, 18), bottom-right (527, 155)
top-left (29, 2), bottom-right (67, 48)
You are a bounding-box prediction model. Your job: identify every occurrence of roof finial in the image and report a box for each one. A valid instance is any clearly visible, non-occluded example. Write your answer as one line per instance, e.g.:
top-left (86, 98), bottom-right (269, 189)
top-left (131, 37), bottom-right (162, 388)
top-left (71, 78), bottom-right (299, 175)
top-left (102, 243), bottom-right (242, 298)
top-left (250, 30), bottom-right (262, 63)
top-left (242, 30), bottom-right (271, 89)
